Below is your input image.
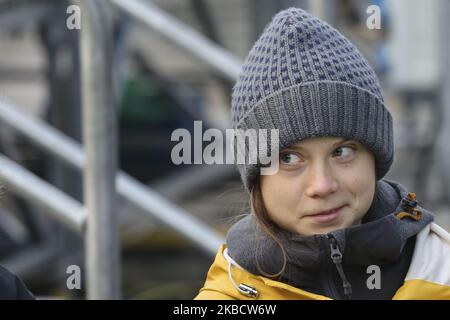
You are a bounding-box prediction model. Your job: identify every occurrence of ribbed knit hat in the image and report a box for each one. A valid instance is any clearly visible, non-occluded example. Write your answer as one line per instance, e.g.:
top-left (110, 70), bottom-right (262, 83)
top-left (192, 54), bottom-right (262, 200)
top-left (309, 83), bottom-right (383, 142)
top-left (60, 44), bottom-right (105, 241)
top-left (231, 7), bottom-right (393, 192)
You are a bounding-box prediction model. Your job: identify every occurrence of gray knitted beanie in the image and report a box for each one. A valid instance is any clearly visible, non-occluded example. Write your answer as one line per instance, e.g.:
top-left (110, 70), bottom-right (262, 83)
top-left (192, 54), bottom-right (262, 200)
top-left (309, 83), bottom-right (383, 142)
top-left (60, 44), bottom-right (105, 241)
top-left (231, 7), bottom-right (393, 192)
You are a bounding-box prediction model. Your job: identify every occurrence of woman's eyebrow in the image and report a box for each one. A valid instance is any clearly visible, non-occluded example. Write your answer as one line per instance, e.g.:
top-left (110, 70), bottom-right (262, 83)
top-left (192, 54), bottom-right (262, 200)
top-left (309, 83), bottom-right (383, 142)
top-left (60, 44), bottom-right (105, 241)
top-left (331, 138), bottom-right (355, 147)
top-left (289, 138), bottom-right (354, 150)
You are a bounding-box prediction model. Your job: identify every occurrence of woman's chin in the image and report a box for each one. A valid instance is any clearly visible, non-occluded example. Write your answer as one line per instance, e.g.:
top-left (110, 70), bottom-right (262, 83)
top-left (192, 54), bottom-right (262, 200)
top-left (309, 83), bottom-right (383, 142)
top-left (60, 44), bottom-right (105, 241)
top-left (295, 220), bottom-right (348, 236)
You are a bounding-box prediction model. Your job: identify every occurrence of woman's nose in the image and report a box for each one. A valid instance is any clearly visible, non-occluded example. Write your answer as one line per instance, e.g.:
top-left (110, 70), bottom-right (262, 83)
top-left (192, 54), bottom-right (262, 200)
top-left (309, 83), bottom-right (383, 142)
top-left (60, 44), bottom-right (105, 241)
top-left (304, 163), bottom-right (338, 198)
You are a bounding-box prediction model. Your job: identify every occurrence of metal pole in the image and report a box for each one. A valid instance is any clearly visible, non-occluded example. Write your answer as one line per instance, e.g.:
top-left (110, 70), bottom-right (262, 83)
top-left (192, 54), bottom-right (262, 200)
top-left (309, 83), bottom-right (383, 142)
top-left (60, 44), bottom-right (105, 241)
top-left (107, 0), bottom-right (242, 80)
top-left (0, 98), bottom-right (224, 256)
top-left (0, 154), bottom-right (84, 231)
top-left (77, 0), bottom-right (120, 299)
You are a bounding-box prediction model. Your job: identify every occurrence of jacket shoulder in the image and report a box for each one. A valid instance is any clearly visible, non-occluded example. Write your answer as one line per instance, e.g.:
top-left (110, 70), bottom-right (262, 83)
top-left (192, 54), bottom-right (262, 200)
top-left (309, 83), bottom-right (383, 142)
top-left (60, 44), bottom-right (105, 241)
top-left (194, 244), bottom-right (245, 300)
top-left (194, 244), bottom-right (329, 300)
top-left (394, 223), bottom-right (450, 299)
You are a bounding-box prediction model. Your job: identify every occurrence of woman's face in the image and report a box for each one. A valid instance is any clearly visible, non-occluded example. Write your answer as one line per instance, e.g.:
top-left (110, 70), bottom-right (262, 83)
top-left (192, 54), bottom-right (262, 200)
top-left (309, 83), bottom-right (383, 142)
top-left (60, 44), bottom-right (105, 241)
top-left (260, 136), bottom-right (376, 236)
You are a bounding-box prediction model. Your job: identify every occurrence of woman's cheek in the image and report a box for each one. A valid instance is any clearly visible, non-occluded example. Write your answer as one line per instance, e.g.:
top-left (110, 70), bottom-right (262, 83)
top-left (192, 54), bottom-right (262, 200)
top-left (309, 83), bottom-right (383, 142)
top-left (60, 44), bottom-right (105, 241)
top-left (263, 177), bottom-right (294, 213)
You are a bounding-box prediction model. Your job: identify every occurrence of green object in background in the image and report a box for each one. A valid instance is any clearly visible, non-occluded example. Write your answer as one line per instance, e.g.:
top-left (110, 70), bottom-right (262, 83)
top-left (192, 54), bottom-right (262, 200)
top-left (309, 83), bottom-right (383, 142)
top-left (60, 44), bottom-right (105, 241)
top-left (119, 75), bottom-right (176, 124)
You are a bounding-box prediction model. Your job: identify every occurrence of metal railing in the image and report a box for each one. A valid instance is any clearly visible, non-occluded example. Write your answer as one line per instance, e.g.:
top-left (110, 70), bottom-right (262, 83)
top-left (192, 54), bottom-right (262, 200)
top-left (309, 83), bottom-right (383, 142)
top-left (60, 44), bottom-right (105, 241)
top-left (0, 153), bottom-right (84, 232)
top-left (107, 0), bottom-right (242, 80)
top-left (0, 0), bottom-right (249, 299)
top-left (0, 97), bottom-right (226, 248)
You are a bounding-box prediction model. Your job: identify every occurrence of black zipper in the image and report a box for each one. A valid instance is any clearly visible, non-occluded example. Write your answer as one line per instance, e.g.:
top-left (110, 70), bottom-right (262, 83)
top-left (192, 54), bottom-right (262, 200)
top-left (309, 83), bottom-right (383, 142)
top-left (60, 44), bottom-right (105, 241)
top-left (322, 264), bottom-right (341, 299)
top-left (319, 236), bottom-right (342, 300)
top-left (327, 234), bottom-right (352, 299)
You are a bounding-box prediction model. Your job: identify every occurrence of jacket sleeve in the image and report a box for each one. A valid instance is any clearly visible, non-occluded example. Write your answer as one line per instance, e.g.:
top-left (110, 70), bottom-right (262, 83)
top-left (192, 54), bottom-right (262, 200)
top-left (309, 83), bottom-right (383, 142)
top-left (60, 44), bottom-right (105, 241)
top-left (194, 288), bottom-right (236, 300)
top-left (0, 265), bottom-right (35, 300)
top-left (13, 275), bottom-right (35, 300)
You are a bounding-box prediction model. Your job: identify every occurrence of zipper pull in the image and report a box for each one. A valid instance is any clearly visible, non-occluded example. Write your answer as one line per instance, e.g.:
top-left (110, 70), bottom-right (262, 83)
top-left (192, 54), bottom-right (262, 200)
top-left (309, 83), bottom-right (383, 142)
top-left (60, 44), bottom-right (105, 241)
top-left (328, 235), bottom-right (352, 299)
top-left (238, 283), bottom-right (259, 298)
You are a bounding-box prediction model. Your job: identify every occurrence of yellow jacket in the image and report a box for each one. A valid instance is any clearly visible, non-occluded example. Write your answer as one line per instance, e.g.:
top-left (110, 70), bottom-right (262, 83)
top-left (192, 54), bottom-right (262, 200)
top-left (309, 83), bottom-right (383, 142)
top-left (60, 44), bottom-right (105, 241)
top-left (195, 222), bottom-right (450, 300)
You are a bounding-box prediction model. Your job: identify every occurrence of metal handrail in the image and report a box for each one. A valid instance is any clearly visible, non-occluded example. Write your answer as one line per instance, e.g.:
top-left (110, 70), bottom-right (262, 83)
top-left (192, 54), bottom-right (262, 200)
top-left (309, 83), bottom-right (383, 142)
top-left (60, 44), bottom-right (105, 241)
top-left (0, 153), bottom-right (84, 232)
top-left (0, 0), bottom-right (245, 299)
top-left (0, 0), bottom-right (238, 258)
top-left (107, 0), bottom-right (242, 81)
top-left (0, 97), bottom-right (224, 256)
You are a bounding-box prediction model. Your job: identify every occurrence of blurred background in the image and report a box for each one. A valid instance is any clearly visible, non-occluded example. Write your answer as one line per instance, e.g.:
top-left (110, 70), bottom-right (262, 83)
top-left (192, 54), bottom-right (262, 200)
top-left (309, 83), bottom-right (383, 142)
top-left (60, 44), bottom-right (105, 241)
top-left (0, 0), bottom-right (449, 299)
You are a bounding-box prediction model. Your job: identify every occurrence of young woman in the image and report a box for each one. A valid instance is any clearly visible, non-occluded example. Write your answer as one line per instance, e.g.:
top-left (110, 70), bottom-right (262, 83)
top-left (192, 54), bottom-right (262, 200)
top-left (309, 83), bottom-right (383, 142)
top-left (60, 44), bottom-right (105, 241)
top-left (195, 7), bottom-right (450, 300)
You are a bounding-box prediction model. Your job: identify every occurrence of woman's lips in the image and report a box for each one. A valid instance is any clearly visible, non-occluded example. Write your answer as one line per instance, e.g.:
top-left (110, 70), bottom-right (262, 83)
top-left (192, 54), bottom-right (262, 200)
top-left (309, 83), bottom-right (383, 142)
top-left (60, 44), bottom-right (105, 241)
top-left (305, 205), bottom-right (346, 223)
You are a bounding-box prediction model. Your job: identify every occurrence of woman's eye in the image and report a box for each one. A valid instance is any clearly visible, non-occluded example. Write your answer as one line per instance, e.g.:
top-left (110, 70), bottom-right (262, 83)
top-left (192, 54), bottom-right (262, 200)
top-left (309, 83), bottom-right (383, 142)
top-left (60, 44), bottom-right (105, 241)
top-left (333, 146), bottom-right (355, 158)
top-left (280, 152), bottom-right (302, 165)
